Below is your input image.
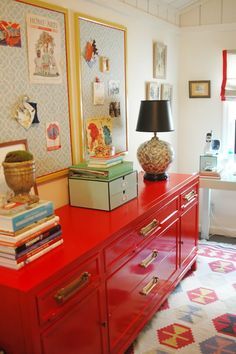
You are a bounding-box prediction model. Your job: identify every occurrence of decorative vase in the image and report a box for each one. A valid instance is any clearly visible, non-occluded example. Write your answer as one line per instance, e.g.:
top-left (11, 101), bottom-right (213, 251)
top-left (137, 136), bottom-right (174, 181)
top-left (2, 160), bottom-right (39, 204)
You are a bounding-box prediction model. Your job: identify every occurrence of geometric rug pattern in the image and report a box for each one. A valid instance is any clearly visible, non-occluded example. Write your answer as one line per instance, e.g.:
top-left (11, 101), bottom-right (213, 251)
top-left (126, 241), bottom-right (236, 354)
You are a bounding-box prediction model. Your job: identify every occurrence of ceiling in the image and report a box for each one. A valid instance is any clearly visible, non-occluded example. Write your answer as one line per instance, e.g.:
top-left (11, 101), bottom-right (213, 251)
top-left (157, 0), bottom-right (203, 13)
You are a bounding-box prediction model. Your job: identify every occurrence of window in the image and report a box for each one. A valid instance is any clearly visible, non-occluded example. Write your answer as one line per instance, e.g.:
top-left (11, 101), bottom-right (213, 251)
top-left (221, 50), bottom-right (236, 155)
top-left (222, 101), bottom-right (236, 155)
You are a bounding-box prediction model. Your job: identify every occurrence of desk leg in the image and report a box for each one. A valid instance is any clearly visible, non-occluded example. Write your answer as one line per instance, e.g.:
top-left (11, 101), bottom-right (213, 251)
top-left (201, 188), bottom-right (211, 240)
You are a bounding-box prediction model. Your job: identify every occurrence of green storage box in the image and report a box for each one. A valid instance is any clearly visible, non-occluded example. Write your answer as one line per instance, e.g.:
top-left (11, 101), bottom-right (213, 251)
top-left (69, 171), bottom-right (138, 211)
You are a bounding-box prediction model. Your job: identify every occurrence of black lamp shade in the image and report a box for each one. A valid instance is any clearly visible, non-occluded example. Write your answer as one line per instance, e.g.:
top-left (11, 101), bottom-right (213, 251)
top-left (136, 100), bottom-right (174, 133)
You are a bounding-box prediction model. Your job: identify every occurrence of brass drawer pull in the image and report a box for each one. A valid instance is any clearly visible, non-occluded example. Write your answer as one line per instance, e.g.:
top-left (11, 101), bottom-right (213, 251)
top-left (54, 272), bottom-right (91, 304)
top-left (140, 219), bottom-right (159, 237)
top-left (184, 190), bottom-right (196, 203)
top-left (140, 276), bottom-right (159, 296)
top-left (140, 250), bottom-right (158, 268)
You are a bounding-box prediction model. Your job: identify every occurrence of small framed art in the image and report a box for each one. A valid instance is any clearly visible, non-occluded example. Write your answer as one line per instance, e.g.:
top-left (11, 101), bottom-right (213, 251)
top-left (161, 83), bottom-right (172, 101)
top-left (146, 81), bottom-right (160, 100)
top-left (153, 42), bottom-right (167, 79)
top-left (189, 80), bottom-right (211, 98)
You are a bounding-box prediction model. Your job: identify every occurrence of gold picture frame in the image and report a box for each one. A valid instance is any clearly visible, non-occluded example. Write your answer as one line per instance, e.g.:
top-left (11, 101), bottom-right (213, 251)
top-left (189, 80), bottom-right (211, 98)
top-left (74, 13), bottom-right (128, 160)
top-left (2, 0), bottom-right (75, 184)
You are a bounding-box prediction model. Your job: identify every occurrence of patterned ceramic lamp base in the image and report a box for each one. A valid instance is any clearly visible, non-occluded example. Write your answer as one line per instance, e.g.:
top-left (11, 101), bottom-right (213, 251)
top-left (137, 136), bottom-right (174, 181)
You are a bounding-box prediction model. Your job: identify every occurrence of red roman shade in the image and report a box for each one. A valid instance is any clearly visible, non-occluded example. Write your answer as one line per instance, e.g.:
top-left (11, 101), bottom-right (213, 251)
top-left (221, 49), bottom-right (236, 101)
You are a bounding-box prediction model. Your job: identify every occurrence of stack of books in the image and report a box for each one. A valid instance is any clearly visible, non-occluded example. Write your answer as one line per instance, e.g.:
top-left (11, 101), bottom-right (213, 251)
top-left (199, 168), bottom-right (223, 179)
top-left (0, 200), bottom-right (63, 270)
top-left (87, 153), bottom-right (124, 168)
top-left (69, 160), bottom-right (134, 181)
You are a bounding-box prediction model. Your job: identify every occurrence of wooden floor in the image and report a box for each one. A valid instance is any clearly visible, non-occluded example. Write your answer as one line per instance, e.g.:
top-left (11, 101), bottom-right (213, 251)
top-left (208, 234), bottom-right (236, 245)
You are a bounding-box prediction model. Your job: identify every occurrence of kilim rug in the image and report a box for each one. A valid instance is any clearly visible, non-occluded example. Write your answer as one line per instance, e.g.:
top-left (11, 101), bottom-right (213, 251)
top-left (126, 241), bottom-right (236, 354)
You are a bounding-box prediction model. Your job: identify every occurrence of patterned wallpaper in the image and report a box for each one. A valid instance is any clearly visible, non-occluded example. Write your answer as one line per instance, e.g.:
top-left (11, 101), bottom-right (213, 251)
top-left (0, 0), bottom-right (72, 178)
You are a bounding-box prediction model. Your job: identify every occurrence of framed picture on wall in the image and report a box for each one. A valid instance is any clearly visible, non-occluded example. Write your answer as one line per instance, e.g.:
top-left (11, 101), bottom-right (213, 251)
top-left (189, 80), bottom-right (211, 98)
top-left (153, 42), bottom-right (167, 79)
top-left (161, 83), bottom-right (172, 101)
top-left (3, 0), bottom-right (75, 184)
top-left (74, 13), bottom-right (128, 160)
top-left (146, 81), bottom-right (160, 100)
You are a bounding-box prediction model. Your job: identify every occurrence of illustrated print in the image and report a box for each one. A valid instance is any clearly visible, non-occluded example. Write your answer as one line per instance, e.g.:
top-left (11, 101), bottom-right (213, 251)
top-left (26, 14), bottom-right (62, 84)
top-left (34, 32), bottom-right (59, 77)
top-left (46, 121), bottom-right (61, 151)
top-left (86, 117), bottom-right (112, 157)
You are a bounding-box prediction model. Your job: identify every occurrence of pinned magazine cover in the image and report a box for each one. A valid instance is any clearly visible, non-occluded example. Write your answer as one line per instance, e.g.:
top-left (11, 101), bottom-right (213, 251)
top-left (13, 95), bottom-right (40, 130)
top-left (86, 117), bottom-right (112, 157)
top-left (0, 20), bottom-right (21, 47)
top-left (84, 39), bottom-right (98, 68)
top-left (109, 102), bottom-right (120, 117)
top-left (26, 13), bottom-right (62, 84)
top-left (100, 56), bottom-right (110, 72)
top-left (93, 77), bottom-right (105, 105)
top-left (46, 121), bottom-right (61, 151)
top-left (108, 80), bottom-right (120, 95)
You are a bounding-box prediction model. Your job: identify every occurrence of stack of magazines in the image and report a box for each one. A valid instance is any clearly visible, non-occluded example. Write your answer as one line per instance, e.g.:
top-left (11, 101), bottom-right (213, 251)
top-left (87, 153), bottom-right (124, 168)
top-left (199, 168), bottom-right (223, 179)
top-left (0, 200), bottom-right (63, 270)
top-left (69, 160), bottom-right (134, 181)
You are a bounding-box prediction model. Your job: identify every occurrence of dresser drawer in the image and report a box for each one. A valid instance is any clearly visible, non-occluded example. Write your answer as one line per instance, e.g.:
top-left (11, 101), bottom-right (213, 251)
top-left (104, 196), bottom-right (178, 270)
top-left (109, 172), bottom-right (138, 210)
top-left (107, 220), bottom-right (178, 351)
top-left (135, 196), bottom-right (178, 239)
top-left (37, 256), bottom-right (100, 325)
top-left (109, 171), bottom-right (137, 195)
top-left (180, 182), bottom-right (198, 211)
top-left (107, 221), bottom-right (177, 312)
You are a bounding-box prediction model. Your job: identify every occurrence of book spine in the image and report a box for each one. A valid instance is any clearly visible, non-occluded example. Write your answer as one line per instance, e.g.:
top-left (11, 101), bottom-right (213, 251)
top-left (0, 215), bottom-right (60, 244)
top-left (15, 231), bottom-right (62, 260)
top-left (69, 162), bottom-right (133, 180)
top-left (15, 234), bottom-right (63, 264)
top-left (0, 233), bottom-right (62, 260)
top-left (16, 225), bottom-right (62, 254)
top-left (87, 160), bottom-right (122, 168)
top-left (11, 202), bottom-right (54, 232)
top-left (0, 239), bottom-right (63, 270)
top-left (88, 157), bottom-right (123, 165)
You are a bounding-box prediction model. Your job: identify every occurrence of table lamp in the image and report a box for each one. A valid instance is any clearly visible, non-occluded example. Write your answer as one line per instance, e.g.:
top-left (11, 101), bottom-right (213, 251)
top-left (136, 100), bottom-right (174, 181)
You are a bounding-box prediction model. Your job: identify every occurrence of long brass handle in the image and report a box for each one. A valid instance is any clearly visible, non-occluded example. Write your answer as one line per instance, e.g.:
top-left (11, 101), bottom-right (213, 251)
top-left (140, 219), bottom-right (159, 237)
top-left (140, 276), bottom-right (159, 296)
top-left (140, 250), bottom-right (158, 268)
top-left (184, 190), bottom-right (197, 203)
top-left (54, 272), bottom-right (91, 304)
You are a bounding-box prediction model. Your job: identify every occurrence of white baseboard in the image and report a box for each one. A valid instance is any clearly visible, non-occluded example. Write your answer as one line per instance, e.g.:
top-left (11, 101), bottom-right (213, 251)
top-left (209, 225), bottom-right (236, 237)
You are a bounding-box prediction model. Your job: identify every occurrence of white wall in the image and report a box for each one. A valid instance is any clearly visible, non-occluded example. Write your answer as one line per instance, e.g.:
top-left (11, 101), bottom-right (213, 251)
top-left (38, 0), bottom-right (180, 207)
top-left (36, 0), bottom-right (236, 237)
top-left (179, 23), bottom-right (236, 236)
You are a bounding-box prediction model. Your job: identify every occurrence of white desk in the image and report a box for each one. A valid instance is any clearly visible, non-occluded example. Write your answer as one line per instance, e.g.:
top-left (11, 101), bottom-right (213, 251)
top-left (199, 174), bottom-right (236, 239)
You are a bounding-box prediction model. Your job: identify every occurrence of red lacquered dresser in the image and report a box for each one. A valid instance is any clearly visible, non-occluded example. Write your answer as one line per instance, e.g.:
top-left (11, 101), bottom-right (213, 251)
top-left (0, 173), bottom-right (199, 354)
